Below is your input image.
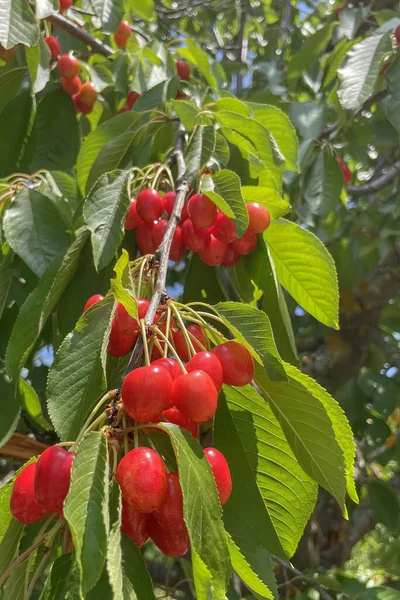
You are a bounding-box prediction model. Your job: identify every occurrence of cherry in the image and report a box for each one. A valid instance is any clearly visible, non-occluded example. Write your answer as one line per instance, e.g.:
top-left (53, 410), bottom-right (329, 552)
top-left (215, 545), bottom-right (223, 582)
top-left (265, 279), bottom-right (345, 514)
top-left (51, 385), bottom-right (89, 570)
top-left (186, 351), bottom-right (223, 392)
top-left (125, 199), bottom-right (144, 230)
top-left (84, 294), bottom-right (103, 312)
top-left (114, 21), bottom-right (131, 48)
top-left (57, 54), bottom-right (80, 79)
top-left (61, 75), bottom-right (82, 96)
top-left (199, 235), bottom-right (227, 266)
top-left (212, 212), bottom-right (237, 244)
top-left (171, 370), bottom-right (218, 422)
top-left (119, 106), bottom-right (129, 113)
top-left (127, 91), bottom-right (141, 109)
top-left (34, 446), bottom-right (74, 513)
top-left (121, 499), bottom-right (149, 547)
top-left (45, 36), bottom-right (60, 60)
top-left (152, 357), bottom-right (182, 381)
top-left (136, 188), bottom-right (164, 223)
top-left (162, 407), bottom-right (199, 437)
top-left (175, 89), bottom-right (187, 100)
top-left (79, 82), bottom-right (97, 106)
top-left (230, 230), bottom-right (257, 256)
top-left (115, 298), bottom-right (149, 336)
top-left (147, 515), bottom-right (190, 557)
top-left (108, 320), bottom-right (137, 357)
top-left (152, 220), bottom-right (184, 260)
top-left (59, 0), bottom-right (72, 9)
top-left (122, 365), bottom-right (172, 422)
top-left (396, 24), bottom-right (400, 45)
top-left (222, 247), bottom-right (239, 268)
top-left (163, 191), bottom-right (176, 217)
top-left (153, 473), bottom-right (186, 533)
top-left (212, 341), bottom-right (254, 386)
top-left (136, 223), bottom-right (156, 255)
top-left (180, 202), bottom-right (189, 223)
top-left (187, 194), bottom-right (217, 230)
top-left (116, 447), bottom-right (167, 512)
top-left (203, 448), bottom-right (232, 505)
top-left (173, 324), bottom-right (207, 361)
top-left (176, 60), bottom-right (190, 80)
top-left (336, 156), bottom-right (352, 184)
top-left (181, 219), bottom-right (210, 252)
top-left (246, 203), bottom-right (271, 233)
top-left (10, 463), bottom-right (50, 525)
top-left (73, 94), bottom-right (93, 115)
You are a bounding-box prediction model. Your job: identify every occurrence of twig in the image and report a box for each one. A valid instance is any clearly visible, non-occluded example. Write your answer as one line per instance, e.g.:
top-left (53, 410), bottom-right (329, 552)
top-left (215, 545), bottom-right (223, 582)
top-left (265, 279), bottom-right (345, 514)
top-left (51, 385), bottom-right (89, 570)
top-left (271, 555), bottom-right (334, 600)
top-left (0, 542), bottom-right (42, 588)
top-left (24, 548), bottom-right (51, 600)
top-left (235, 0), bottom-right (247, 95)
top-left (346, 159), bottom-right (400, 197)
top-left (46, 13), bottom-right (114, 57)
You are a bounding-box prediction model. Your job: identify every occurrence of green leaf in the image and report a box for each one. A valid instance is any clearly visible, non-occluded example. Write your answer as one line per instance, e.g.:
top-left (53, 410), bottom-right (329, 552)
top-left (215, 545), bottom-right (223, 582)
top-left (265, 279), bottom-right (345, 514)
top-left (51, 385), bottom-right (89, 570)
top-left (0, 376), bottom-right (20, 448)
top-left (126, 0), bottom-right (154, 21)
top-left (92, 0), bottom-right (122, 31)
top-left (264, 219), bottom-right (339, 329)
top-left (368, 479), bottom-right (400, 531)
top-left (186, 125), bottom-right (216, 183)
top-left (39, 553), bottom-right (81, 600)
top-left (26, 38), bottom-right (51, 95)
top-left (384, 55), bottom-right (400, 132)
top-left (241, 186), bottom-right (289, 220)
top-left (288, 24), bottom-right (335, 84)
top-left (201, 170), bottom-right (248, 237)
top-left (179, 39), bottom-right (218, 90)
top-left (84, 171), bottom-right (130, 271)
top-left (110, 250), bottom-right (137, 318)
top-left (121, 535), bottom-right (156, 600)
top-left (338, 33), bottom-right (392, 112)
top-left (171, 99), bottom-right (199, 130)
top-left (215, 386), bottom-right (317, 559)
top-left (0, 519), bottom-right (24, 576)
top-left (183, 253), bottom-right (226, 305)
top-left (227, 536), bottom-right (276, 600)
top-left (157, 423), bottom-right (230, 599)
top-left (0, 90), bottom-right (33, 178)
top-left (255, 365), bottom-right (347, 510)
top-left (64, 432), bottom-right (109, 596)
top-left (0, 68), bottom-right (27, 114)
top-left (47, 295), bottom-right (114, 441)
top-left (323, 37), bottom-right (358, 89)
top-left (107, 482), bottom-right (123, 598)
top-left (0, 244), bottom-right (14, 321)
top-left (35, 0), bottom-right (58, 19)
top-left (18, 377), bottom-right (51, 430)
top-left (3, 188), bottom-right (71, 277)
top-left (214, 98), bottom-right (251, 116)
top-left (303, 150), bottom-right (343, 216)
top-left (133, 78), bottom-right (179, 112)
top-left (213, 131), bottom-right (230, 168)
top-left (0, 0), bottom-right (39, 48)
top-left (6, 230), bottom-right (88, 381)
top-left (214, 301), bottom-right (286, 381)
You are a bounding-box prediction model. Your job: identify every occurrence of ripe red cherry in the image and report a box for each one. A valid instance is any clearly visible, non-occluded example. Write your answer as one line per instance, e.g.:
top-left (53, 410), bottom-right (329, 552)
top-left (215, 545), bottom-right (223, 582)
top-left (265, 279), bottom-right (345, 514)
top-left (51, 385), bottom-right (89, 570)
top-left (176, 89), bottom-right (187, 100)
top-left (212, 341), bottom-right (254, 386)
top-left (127, 91), bottom-right (140, 109)
top-left (125, 199), bottom-right (144, 230)
top-left (108, 320), bottom-right (137, 357)
top-left (163, 191), bottom-right (176, 216)
top-left (57, 54), bottom-right (80, 79)
top-left (153, 473), bottom-right (186, 533)
top-left (45, 36), bottom-right (60, 60)
top-left (73, 94), bottom-right (93, 115)
top-left (136, 188), bottom-right (164, 223)
top-left (121, 499), bottom-right (149, 547)
top-left (396, 24), bottom-right (400, 45)
top-left (162, 407), bottom-right (199, 437)
top-left (152, 357), bottom-right (182, 381)
top-left (147, 515), bottom-right (190, 557)
top-left (181, 219), bottom-right (210, 252)
top-left (116, 447), bottom-right (167, 512)
top-left (246, 203), bottom-right (271, 233)
top-left (336, 156), bottom-right (352, 184)
top-left (136, 223), bottom-right (156, 254)
top-left (34, 446), bottom-right (74, 513)
top-left (212, 212), bottom-right (237, 244)
top-left (171, 371), bottom-right (218, 422)
top-left (61, 75), bottom-right (82, 96)
top-left (10, 463), bottom-right (50, 525)
top-left (173, 324), bottom-right (207, 361)
top-left (230, 230), bottom-right (257, 256)
top-left (59, 0), bottom-right (72, 10)
top-left (203, 448), bottom-right (232, 505)
top-left (199, 235), bottom-right (227, 266)
top-left (84, 294), bottom-right (103, 312)
top-left (180, 202), bottom-right (189, 223)
top-left (122, 365), bottom-right (172, 422)
top-left (222, 247), bottom-right (239, 268)
top-left (79, 82), bottom-right (97, 106)
top-left (176, 60), bottom-right (190, 80)
top-left (152, 220), bottom-right (184, 260)
top-left (186, 351), bottom-right (223, 392)
top-left (115, 298), bottom-right (149, 336)
top-left (114, 21), bottom-right (131, 48)
top-left (187, 194), bottom-right (217, 230)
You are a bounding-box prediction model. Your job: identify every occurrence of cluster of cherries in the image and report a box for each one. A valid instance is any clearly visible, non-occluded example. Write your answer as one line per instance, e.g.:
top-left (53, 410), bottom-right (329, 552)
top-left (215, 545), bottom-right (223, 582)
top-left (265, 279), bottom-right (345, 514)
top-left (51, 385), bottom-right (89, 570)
top-left (56, 53), bottom-right (98, 114)
top-left (124, 187), bottom-right (271, 267)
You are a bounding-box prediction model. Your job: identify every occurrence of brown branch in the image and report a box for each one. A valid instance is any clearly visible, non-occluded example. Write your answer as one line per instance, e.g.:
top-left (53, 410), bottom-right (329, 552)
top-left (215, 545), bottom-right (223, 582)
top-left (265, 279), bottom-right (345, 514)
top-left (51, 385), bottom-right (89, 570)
top-left (346, 159), bottom-right (400, 197)
top-left (0, 432), bottom-right (48, 460)
top-left (47, 13), bottom-right (114, 57)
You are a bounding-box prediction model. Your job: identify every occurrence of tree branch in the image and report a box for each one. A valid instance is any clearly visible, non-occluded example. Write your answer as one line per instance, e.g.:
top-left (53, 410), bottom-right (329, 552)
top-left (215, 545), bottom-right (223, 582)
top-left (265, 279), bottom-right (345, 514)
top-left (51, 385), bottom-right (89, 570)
top-left (235, 0), bottom-right (247, 95)
top-left (346, 159), bottom-right (400, 197)
top-left (47, 13), bottom-right (114, 57)
top-left (271, 555), bottom-right (334, 600)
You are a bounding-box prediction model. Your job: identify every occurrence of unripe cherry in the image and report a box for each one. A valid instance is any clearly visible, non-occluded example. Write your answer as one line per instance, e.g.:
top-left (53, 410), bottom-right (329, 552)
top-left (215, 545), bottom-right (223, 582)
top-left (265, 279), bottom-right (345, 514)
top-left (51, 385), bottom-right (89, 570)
top-left (230, 230), bottom-right (257, 256)
top-left (199, 235), bottom-right (227, 266)
top-left (246, 203), bottom-right (271, 233)
top-left (107, 320), bottom-right (137, 357)
top-left (79, 82), bottom-right (97, 106)
top-left (61, 75), bottom-right (82, 96)
top-left (212, 341), bottom-right (254, 386)
top-left (203, 448), bottom-right (232, 505)
top-left (187, 194), bottom-right (217, 230)
top-left (336, 156), bottom-right (352, 184)
top-left (163, 191), bottom-right (176, 217)
top-left (125, 199), bottom-right (144, 230)
top-left (57, 54), bottom-right (80, 79)
top-left (222, 247), bottom-right (239, 268)
top-left (45, 35), bottom-right (60, 60)
top-left (10, 463), bottom-right (50, 525)
top-left (122, 365), bottom-right (172, 422)
top-left (171, 370), bottom-right (218, 422)
top-left (152, 357), bottom-right (183, 381)
top-left (116, 447), bottom-right (167, 512)
top-left (136, 188), bottom-right (164, 223)
top-left (121, 499), bottom-right (149, 547)
top-left (176, 60), bottom-right (190, 80)
top-left (136, 223), bottom-right (156, 255)
top-left (84, 294), bottom-right (103, 312)
top-left (59, 0), bottom-right (72, 10)
top-left (181, 219), bottom-right (210, 252)
top-left (186, 351), bottom-right (223, 392)
top-left (162, 407), bottom-right (199, 437)
top-left (115, 298), bottom-right (149, 336)
top-left (153, 473), bottom-right (186, 533)
top-left (173, 324), bottom-right (207, 361)
top-left (212, 212), bottom-right (237, 244)
top-left (147, 515), bottom-right (190, 557)
top-left (127, 91), bottom-right (140, 109)
top-left (34, 446), bottom-right (74, 513)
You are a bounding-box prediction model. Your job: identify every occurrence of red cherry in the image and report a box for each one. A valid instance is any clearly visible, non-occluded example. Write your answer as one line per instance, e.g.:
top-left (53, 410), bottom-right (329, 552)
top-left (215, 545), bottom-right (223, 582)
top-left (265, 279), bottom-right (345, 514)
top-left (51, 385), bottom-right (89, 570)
top-left (147, 515), bottom-right (190, 557)
top-left (230, 230), bottom-right (257, 256)
top-left (246, 203), bottom-right (271, 233)
top-left (61, 75), bottom-right (82, 96)
top-left (34, 446), bottom-right (74, 513)
top-left (171, 371), bottom-right (218, 422)
top-left (125, 199), bottom-right (144, 230)
top-left (163, 191), bottom-right (176, 216)
top-left (203, 448), bottom-right (232, 505)
top-left (335, 5), bottom-right (344, 16)
top-left (10, 463), bottom-right (50, 525)
top-left (212, 212), bottom-right (237, 244)
top-left (119, 106), bottom-right (129, 113)
top-left (181, 219), bottom-right (210, 252)
top-left (176, 60), bottom-right (190, 80)
top-left (173, 324), bottom-right (207, 361)
top-left (222, 247), bottom-right (239, 268)
top-left (136, 188), bottom-right (164, 223)
top-left (79, 82), bottom-right (97, 106)
top-left (199, 235), bottom-right (227, 266)
top-left (162, 407), bottom-right (199, 437)
top-left (187, 194), bottom-right (218, 230)
top-left (84, 294), bottom-right (103, 312)
top-left (73, 93), bottom-right (93, 115)
top-left (152, 357), bottom-right (182, 381)
top-left (175, 89), bottom-right (187, 100)
top-left (122, 365), bottom-right (172, 422)
top-left (396, 24), bottom-right (400, 45)
top-left (153, 473), bottom-right (186, 533)
top-left (212, 341), bottom-right (254, 386)
top-left (127, 91), bottom-right (141, 109)
top-left (115, 298), bottom-right (149, 336)
top-left (153, 221), bottom-right (184, 260)
top-left (336, 156), bottom-right (352, 184)
top-left (117, 20), bottom-right (131, 38)
top-left (57, 54), bottom-right (80, 79)
top-left (180, 202), bottom-right (189, 223)
top-left (115, 31), bottom-right (128, 48)
top-left (107, 320), bottom-right (137, 357)
top-left (121, 499), bottom-right (149, 547)
top-left (186, 351), bottom-right (223, 392)
top-left (136, 223), bottom-right (156, 255)
top-left (44, 36), bottom-right (60, 60)
top-left (116, 447), bottom-right (167, 512)
top-left (59, 0), bottom-right (72, 10)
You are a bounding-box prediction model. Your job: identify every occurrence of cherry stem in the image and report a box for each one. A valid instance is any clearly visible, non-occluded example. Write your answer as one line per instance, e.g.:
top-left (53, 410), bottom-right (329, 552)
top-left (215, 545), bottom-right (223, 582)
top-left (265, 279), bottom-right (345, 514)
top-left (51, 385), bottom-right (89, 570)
top-left (72, 390), bottom-right (116, 450)
top-left (136, 257), bottom-right (147, 297)
top-left (140, 320), bottom-right (150, 365)
top-left (122, 411), bottom-right (129, 455)
top-left (152, 326), bottom-right (187, 372)
top-left (0, 542), bottom-right (43, 588)
top-left (110, 442), bottom-right (118, 475)
top-left (24, 514), bottom-right (55, 594)
top-left (187, 329), bottom-right (207, 351)
top-left (62, 525), bottom-right (70, 555)
top-left (164, 306), bottom-right (172, 359)
top-left (170, 304), bottom-right (196, 358)
top-left (25, 548), bottom-right (51, 600)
